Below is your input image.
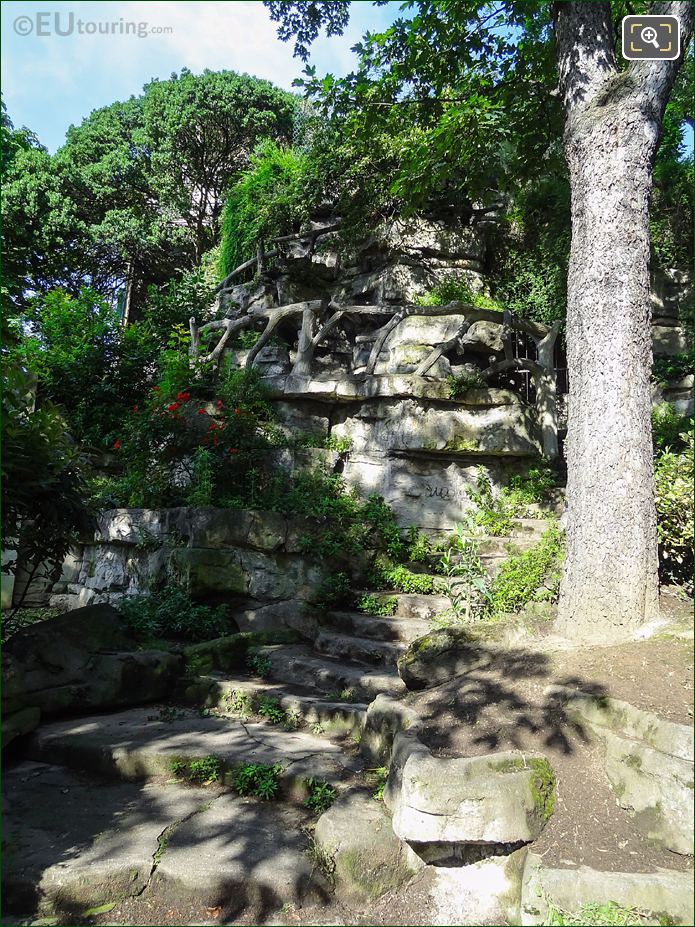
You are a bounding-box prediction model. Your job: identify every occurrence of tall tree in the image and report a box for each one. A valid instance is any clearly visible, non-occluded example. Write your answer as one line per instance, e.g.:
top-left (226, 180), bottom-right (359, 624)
top-left (554, 1), bottom-right (692, 640)
top-left (264, 0), bottom-right (693, 640)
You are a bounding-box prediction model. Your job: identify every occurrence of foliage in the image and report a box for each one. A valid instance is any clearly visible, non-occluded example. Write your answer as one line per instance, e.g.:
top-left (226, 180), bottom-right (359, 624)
top-left (188, 447), bottom-right (215, 507)
top-left (233, 762), bottom-right (282, 800)
top-left (504, 464), bottom-right (557, 509)
top-left (171, 755), bottom-right (221, 785)
top-left (488, 524), bottom-right (564, 616)
top-left (368, 767), bottom-right (388, 802)
top-left (246, 651), bottom-right (272, 678)
top-left (356, 593), bottom-right (397, 617)
top-left (219, 141), bottom-right (308, 277)
top-left (416, 278), bottom-right (502, 312)
top-left (651, 403), bottom-right (690, 454)
top-left (466, 468), bottom-right (514, 537)
top-left (371, 562), bottom-right (434, 595)
top-left (315, 571), bottom-right (353, 608)
top-left (1, 329), bottom-right (91, 606)
top-left (118, 584), bottom-right (230, 643)
top-left (447, 369), bottom-right (486, 397)
top-left (437, 520), bottom-right (492, 621)
top-left (543, 900), bottom-right (649, 926)
top-left (652, 353), bottom-right (693, 389)
top-left (296, 432), bottom-right (353, 453)
top-left (304, 777), bottom-right (336, 815)
top-left (2, 73), bottom-right (296, 312)
top-left (405, 526), bottom-right (431, 563)
top-left (257, 695), bottom-right (286, 725)
top-left (654, 431), bottom-right (693, 589)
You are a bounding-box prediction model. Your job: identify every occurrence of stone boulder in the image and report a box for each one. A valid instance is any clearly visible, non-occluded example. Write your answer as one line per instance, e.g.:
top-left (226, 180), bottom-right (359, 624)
top-left (391, 746), bottom-right (555, 848)
top-left (397, 626), bottom-right (492, 690)
top-left (314, 791), bottom-right (423, 901)
top-left (521, 852), bottom-right (694, 926)
top-left (548, 686), bottom-right (694, 855)
top-left (2, 604), bottom-right (182, 722)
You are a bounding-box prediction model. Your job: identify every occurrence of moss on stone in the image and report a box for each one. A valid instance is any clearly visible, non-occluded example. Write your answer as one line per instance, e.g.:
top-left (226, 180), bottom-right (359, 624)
top-left (528, 757), bottom-right (556, 821)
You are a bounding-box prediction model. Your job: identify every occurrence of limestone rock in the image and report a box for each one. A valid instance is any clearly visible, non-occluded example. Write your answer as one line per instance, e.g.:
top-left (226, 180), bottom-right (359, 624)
top-left (2, 604), bottom-right (182, 718)
top-left (314, 791), bottom-right (423, 901)
top-left (392, 747), bottom-right (555, 846)
top-left (398, 626), bottom-right (493, 690)
top-left (360, 694), bottom-right (422, 765)
top-left (520, 852), bottom-right (694, 926)
top-left (548, 686), bottom-right (694, 855)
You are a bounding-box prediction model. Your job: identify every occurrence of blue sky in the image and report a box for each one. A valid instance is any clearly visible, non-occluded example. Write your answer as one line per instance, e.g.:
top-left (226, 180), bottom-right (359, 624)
top-left (1, 0), bottom-right (401, 151)
top-left (2, 1), bottom-right (692, 155)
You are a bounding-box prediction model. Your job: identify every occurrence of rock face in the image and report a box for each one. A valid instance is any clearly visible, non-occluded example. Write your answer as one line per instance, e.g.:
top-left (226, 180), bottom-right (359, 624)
top-left (397, 626), bottom-right (495, 690)
top-left (521, 851), bottom-right (694, 926)
top-left (48, 508), bottom-right (329, 613)
top-left (1, 605), bottom-right (181, 727)
top-left (314, 791), bottom-right (423, 901)
top-left (548, 686), bottom-right (694, 856)
top-left (391, 746), bottom-right (555, 849)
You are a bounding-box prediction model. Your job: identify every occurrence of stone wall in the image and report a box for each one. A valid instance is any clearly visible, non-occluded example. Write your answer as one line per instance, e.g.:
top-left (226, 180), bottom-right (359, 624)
top-left (49, 508), bottom-right (330, 615)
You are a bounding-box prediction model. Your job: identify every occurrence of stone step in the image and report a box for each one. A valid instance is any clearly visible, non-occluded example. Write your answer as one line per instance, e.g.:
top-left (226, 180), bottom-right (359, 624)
top-left (185, 673), bottom-right (367, 737)
top-left (314, 629), bottom-right (405, 667)
top-left (319, 609), bottom-right (430, 642)
top-left (354, 591), bottom-right (452, 620)
top-left (3, 761), bottom-right (327, 924)
top-left (24, 705), bottom-right (360, 799)
top-left (260, 644), bottom-right (407, 701)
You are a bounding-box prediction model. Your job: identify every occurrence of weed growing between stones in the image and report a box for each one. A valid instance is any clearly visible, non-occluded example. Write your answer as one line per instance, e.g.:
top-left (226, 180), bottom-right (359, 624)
top-left (227, 689), bottom-right (253, 718)
top-left (257, 695), bottom-right (286, 724)
top-left (368, 767), bottom-right (388, 801)
top-left (305, 836), bottom-right (336, 886)
top-left (356, 593), bottom-right (398, 617)
top-left (488, 524), bottom-right (564, 616)
top-left (304, 777), bottom-right (336, 815)
top-left (233, 762), bottom-right (282, 800)
top-left (119, 583), bottom-right (231, 643)
top-left (543, 900), bottom-right (650, 926)
top-left (170, 755), bottom-right (221, 785)
top-left (370, 562), bottom-right (435, 595)
top-left (246, 651), bottom-right (272, 678)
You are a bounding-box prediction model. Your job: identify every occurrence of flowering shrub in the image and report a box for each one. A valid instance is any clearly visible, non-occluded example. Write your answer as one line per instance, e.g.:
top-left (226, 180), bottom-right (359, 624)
top-left (99, 366), bottom-right (276, 509)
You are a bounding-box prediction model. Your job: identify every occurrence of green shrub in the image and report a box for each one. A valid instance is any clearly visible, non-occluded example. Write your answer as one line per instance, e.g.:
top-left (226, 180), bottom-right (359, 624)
top-left (654, 431), bottom-right (693, 588)
top-left (405, 526), bottom-right (431, 563)
top-left (503, 464), bottom-right (557, 511)
top-left (488, 524), bottom-right (564, 616)
top-left (233, 762), bottom-right (282, 800)
top-left (416, 277), bottom-right (502, 311)
top-left (437, 521), bottom-right (492, 621)
top-left (447, 369), bottom-right (486, 397)
top-left (304, 778), bottom-right (336, 815)
top-left (356, 593), bottom-right (398, 617)
top-left (246, 651), bottom-right (272, 678)
top-left (257, 695), bottom-right (285, 724)
top-left (543, 900), bottom-right (649, 926)
top-left (171, 755), bottom-right (220, 784)
top-left (315, 571), bottom-right (353, 608)
top-left (219, 141), bottom-right (307, 277)
top-left (118, 585), bottom-right (230, 642)
top-left (187, 447), bottom-right (215, 506)
top-left (372, 563), bottom-right (434, 595)
top-left (651, 403), bottom-right (690, 453)
top-left (466, 468), bottom-right (514, 536)
top-left (652, 353), bottom-right (693, 388)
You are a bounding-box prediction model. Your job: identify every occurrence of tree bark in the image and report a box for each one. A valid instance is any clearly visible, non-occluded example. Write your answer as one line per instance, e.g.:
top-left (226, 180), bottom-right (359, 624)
top-left (554, 1), bottom-right (692, 641)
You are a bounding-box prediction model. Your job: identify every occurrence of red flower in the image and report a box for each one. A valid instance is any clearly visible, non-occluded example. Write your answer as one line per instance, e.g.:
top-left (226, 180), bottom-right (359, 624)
top-left (152, 386), bottom-right (160, 392)
top-left (167, 402), bottom-right (180, 412)
top-left (207, 422), bottom-right (217, 431)
top-left (234, 407), bottom-right (241, 415)
top-left (228, 447), bottom-right (237, 455)
top-left (132, 404), bottom-right (139, 413)
top-left (176, 391), bottom-right (190, 401)
top-left (197, 408), bottom-right (206, 415)
top-left (216, 400), bottom-right (223, 409)
top-left (213, 436), bottom-right (220, 447)
top-left (113, 439), bottom-right (120, 450)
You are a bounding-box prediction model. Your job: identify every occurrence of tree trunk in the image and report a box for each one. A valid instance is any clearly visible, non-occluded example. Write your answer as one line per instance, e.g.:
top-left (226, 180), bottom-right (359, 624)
top-left (554, 1), bottom-right (692, 642)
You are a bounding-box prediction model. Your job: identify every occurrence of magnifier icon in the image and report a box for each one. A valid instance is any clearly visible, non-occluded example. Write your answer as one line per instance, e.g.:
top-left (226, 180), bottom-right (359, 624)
top-left (640, 26), bottom-right (660, 49)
